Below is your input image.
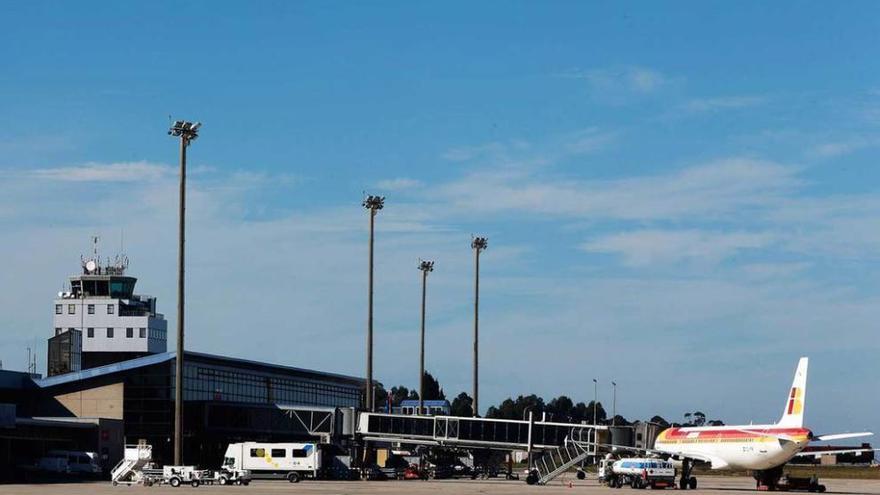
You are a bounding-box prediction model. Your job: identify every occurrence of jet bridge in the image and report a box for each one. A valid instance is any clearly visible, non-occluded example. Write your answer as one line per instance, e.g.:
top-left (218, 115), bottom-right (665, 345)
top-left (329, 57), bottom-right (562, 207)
top-left (357, 412), bottom-right (603, 452)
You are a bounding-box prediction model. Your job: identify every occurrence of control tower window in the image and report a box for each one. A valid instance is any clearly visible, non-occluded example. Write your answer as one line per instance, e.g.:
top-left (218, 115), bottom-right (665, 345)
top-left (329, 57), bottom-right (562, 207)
top-left (68, 304), bottom-right (75, 314)
top-left (55, 304), bottom-right (62, 315)
top-left (87, 304), bottom-right (95, 315)
top-left (107, 304), bottom-right (115, 315)
top-left (109, 279), bottom-right (135, 299)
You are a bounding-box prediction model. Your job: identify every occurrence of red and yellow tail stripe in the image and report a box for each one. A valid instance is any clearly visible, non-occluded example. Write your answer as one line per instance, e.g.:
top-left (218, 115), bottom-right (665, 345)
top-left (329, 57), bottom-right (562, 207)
top-left (656, 427), bottom-right (810, 445)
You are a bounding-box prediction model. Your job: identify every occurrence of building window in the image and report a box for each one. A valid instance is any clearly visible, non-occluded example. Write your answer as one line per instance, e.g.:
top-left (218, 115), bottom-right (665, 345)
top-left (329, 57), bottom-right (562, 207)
top-left (55, 327), bottom-right (62, 336)
top-left (271, 449), bottom-right (286, 458)
top-left (107, 304), bottom-right (115, 314)
top-left (107, 328), bottom-right (114, 338)
top-left (87, 328), bottom-right (94, 338)
top-left (87, 304), bottom-right (95, 314)
top-left (68, 304), bottom-right (76, 314)
top-left (249, 448), bottom-right (265, 458)
top-left (139, 328), bottom-right (146, 338)
top-left (126, 327), bottom-right (133, 338)
top-left (55, 304), bottom-right (62, 314)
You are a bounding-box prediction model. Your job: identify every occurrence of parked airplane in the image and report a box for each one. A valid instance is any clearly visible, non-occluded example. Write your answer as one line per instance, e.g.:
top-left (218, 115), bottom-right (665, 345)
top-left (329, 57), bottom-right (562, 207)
top-left (650, 357), bottom-right (874, 489)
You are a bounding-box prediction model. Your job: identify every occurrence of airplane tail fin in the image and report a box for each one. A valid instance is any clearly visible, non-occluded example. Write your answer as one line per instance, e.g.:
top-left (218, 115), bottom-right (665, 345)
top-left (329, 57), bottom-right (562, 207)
top-left (778, 357), bottom-right (808, 428)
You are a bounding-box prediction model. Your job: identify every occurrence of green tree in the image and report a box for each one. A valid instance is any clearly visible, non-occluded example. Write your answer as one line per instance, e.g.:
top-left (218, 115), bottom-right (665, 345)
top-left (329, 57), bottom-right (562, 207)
top-left (650, 415), bottom-right (670, 427)
top-left (547, 395), bottom-right (575, 421)
top-left (421, 371), bottom-right (446, 401)
top-left (450, 392), bottom-right (473, 417)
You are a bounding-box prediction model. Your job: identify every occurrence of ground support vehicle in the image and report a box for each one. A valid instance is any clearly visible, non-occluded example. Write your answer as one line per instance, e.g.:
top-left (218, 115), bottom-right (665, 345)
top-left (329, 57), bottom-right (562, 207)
top-left (603, 458), bottom-right (676, 489)
top-left (163, 466), bottom-right (208, 487)
top-left (215, 468), bottom-right (252, 486)
top-left (759, 474), bottom-right (826, 492)
top-left (155, 466), bottom-right (251, 488)
top-left (223, 442), bottom-right (320, 482)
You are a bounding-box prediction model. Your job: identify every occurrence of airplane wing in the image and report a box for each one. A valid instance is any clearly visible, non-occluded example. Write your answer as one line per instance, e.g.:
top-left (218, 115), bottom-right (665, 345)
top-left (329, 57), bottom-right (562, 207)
top-left (795, 448), bottom-right (878, 457)
top-left (674, 450), bottom-right (727, 469)
top-left (811, 432), bottom-right (873, 442)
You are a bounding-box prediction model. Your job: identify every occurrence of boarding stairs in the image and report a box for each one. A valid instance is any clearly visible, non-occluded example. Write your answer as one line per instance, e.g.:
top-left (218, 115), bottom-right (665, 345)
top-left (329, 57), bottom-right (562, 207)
top-left (111, 442), bottom-right (153, 485)
top-left (533, 433), bottom-right (594, 485)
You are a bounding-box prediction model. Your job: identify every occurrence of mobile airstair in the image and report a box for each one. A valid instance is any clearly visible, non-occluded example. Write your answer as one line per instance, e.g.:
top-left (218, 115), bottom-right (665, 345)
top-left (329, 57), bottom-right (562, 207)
top-left (532, 436), bottom-right (592, 485)
top-left (111, 442), bottom-right (153, 486)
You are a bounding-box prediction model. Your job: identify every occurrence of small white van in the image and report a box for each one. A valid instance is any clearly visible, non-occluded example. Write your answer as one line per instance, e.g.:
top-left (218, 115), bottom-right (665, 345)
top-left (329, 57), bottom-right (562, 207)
top-left (38, 450), bottom-right (102, 475)
top-left (223, 442), bottom-right (320, 482)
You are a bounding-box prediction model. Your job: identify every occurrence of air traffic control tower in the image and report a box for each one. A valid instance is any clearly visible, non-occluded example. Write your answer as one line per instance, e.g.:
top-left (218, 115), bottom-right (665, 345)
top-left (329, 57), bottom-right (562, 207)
top-left (48, 246), bottom-right (167, 376)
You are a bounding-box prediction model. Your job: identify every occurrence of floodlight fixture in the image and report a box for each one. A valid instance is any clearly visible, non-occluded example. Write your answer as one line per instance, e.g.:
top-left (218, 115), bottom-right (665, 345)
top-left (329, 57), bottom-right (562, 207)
top-left (363, 195), bottom-right (385, 211)
top-left (418, 259), bottom-right (435, 273)
top-left (168, 120), bottom-right (201, 144)
top-left (471, 236), bottom-right (488, 252)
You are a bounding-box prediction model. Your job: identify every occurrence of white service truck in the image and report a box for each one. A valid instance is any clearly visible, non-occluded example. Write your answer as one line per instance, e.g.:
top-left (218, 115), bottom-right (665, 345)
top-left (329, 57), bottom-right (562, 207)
top-left (601, 457), bottom-right (676, 489)
top-left (223, 442), bottom-right (321, 483)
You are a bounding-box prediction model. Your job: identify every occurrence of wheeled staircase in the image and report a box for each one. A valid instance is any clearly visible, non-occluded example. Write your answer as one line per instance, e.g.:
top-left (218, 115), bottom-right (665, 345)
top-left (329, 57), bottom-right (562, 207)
top-left (111, 442), bottom-right (153, 485)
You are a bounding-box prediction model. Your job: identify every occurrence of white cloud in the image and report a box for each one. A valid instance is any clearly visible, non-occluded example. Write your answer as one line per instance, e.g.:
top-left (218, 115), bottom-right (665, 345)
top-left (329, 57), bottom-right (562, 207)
top-left (561, 127), bottom-right (617, 154)
top-left (684, 95), bottom-right (765, 113)
top-left (809, 135), bottom-right (880, 158)
top-left (571, 66), bottom-right (670, 94)
top-left (376, 177), bottom-right (424, 191)
top-left (29, 161), bottom-right (171, 182)
top-left (434, 158), bottom-right (800, 221)
top-left (581, 229), bottom-right (773, 266)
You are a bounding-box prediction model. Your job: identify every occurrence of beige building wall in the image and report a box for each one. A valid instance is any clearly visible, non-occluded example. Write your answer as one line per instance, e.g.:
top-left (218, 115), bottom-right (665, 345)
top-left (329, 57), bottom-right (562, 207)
top-left (54, 382), bottom-right (124, 419)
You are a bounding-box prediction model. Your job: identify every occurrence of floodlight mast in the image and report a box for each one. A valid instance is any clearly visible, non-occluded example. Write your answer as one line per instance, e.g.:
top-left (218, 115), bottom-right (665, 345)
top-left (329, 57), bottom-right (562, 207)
top-left (471, 236), bottom-right (488, 417)
top-left (417, 259), bottom-right (434, 415)
top-left (363, 195), bottom-right (384, 412)
top-left (168, 119), bottom-right (200, 466)
top-left (612, 381), bottom-right (617, 426)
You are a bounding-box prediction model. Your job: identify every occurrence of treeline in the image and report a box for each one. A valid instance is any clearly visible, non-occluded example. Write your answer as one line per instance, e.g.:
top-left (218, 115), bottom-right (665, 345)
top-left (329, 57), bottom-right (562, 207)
top-left (376, 372), bottom-right (723, 427)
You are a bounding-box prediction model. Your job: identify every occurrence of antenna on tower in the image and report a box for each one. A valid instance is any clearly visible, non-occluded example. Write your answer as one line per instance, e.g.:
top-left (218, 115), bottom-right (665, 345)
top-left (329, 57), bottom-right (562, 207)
top-left (91, 235), bottom-right (100, 259)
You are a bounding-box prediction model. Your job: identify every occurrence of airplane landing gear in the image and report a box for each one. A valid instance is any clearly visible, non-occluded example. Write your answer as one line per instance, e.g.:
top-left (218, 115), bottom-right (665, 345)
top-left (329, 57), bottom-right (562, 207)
top-left (754, 466), bottom-right (784, 491)
top-left (678, 458), bottom-right (697, 490)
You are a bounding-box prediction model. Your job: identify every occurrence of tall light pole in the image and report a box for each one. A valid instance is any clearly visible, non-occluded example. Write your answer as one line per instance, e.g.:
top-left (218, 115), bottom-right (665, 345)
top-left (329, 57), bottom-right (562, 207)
top-left (363, 195), bottom-right (384, 412)
top-left (417, 259), bottom-right (434, 415)
top-left (168, 120), bottom-right (200, 466)
top-left (593, 377), bottom-right (599, 452)
top-left (592, 378), bottom-right (598, 425)
top-left (612, 381), bottom-right (617, 426)
top-left (471, 236), bottom-right (488, 417)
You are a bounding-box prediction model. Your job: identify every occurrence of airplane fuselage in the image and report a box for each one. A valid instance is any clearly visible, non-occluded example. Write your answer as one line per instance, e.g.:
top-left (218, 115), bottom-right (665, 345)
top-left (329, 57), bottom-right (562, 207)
top-left (654, 425), bottom-right (811, 471)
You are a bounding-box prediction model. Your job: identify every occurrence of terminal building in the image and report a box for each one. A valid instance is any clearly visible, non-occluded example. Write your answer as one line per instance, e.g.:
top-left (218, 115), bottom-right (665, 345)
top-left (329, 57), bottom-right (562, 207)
top-left (0, 251), bottom-right (366, 480)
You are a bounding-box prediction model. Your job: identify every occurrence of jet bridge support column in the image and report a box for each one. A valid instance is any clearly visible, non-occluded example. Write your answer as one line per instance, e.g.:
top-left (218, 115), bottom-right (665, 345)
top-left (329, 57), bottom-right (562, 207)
top-left (526, 411), bottom-right (536, 484)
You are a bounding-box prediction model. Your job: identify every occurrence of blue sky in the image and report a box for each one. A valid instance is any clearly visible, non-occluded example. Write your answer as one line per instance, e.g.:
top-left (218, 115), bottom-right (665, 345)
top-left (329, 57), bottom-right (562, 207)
top-left (1, 2), bottom-right (879, 434)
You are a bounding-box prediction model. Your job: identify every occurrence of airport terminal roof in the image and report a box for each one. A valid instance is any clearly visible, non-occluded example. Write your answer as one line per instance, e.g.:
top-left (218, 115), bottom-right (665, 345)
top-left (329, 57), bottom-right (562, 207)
top-left (34, 350), bottom-right (366, 389)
